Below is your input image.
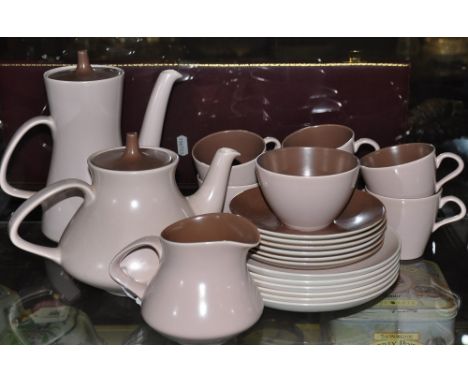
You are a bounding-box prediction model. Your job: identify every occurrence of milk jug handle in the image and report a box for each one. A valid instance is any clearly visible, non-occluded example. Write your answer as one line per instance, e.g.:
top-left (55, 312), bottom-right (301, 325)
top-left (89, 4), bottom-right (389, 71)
top-left (109, 236), bottom-right (163, 303)
top-left (0, 116), bottom-right (56, 199)
top-left (8, 179), bottom-right (95, 265)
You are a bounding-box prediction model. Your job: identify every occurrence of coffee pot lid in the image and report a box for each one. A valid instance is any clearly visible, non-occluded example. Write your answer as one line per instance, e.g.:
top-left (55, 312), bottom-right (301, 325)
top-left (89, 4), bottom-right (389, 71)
top-left (92, 132), bottom-right (173, 171)
top-left (48, 50), bottom-right (120, 81)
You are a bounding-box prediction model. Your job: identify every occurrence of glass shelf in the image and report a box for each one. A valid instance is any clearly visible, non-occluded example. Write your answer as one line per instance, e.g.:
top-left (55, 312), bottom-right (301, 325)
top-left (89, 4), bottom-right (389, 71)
top-left (1, 214), bottom-right (467, 345)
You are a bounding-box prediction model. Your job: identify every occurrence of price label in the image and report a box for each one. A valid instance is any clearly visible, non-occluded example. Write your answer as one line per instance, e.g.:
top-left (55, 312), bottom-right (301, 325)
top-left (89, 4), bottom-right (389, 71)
top-left (177, 135), bottom-right (189, 156)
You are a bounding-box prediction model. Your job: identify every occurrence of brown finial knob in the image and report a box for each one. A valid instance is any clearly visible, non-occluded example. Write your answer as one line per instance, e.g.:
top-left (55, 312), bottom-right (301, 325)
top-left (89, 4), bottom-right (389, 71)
top-left (48, 49), bottom-right (121, 81)
top-left (121, 132), bottom-right (146, 164)
top-left (91, 131), bottom-right (173, 171)
top-left (75, 50), bottom-right (93, 76)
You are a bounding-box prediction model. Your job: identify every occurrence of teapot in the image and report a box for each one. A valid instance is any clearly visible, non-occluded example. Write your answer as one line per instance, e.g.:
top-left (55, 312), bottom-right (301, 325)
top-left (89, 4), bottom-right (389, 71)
top-left (109, 213), bottom-right (264, 344)
top-left (0, 50), bottom-right (184, 242)
top-left (8, 133), bottom-right (240, 295)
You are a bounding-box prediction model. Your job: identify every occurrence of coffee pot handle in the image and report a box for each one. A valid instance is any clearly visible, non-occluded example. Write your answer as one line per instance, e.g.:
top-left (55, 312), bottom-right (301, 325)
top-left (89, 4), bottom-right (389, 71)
top-left (109, 236), bottom-right (163, 304)
top-left (8, 179), bottom-right (95, 264)
top-left (435, 152), bottom-right (465, 192)
top-left (0, 116), bottom-right (56, 199)
top-left (433, 196), bottom-right (467, 232)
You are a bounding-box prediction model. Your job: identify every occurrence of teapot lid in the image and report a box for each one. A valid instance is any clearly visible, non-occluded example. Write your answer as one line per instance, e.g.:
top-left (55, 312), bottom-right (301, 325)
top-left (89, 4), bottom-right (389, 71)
top-left (48, 50), bottom-right (120, 81)
top-left (92, 132), bottom-right (173, 171)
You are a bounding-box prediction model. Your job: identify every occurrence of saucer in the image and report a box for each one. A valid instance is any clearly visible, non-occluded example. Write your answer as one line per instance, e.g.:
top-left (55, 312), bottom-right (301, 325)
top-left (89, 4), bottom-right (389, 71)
top-left (259, 219), bottom-right (385, 247)
top-left (230, 187), bottom-right (385, 239)
top-left (249, 240), bottom-right (383, 270)
top-left (250, 249), bottom-right (377, 270)
top-left (256, 229), bottom-right (384, 256)
top-left (247, 228), bottom-right (400, 280)
top-left (253, 236), bottom-right (383, 260)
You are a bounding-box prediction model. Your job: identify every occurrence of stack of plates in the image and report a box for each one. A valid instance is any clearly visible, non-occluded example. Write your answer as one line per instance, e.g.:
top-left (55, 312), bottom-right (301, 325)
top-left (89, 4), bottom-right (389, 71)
top-left (230, 187), bottom-right (401, 312)
top-left (251, 220), bottom-right (386, 270)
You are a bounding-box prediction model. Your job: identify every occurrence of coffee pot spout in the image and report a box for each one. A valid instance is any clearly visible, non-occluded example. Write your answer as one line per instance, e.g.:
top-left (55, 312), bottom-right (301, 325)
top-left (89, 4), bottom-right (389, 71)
top-left (187, 148), bottom-right (240, 215)
top-left (139, 69), bottom-right (186, 147)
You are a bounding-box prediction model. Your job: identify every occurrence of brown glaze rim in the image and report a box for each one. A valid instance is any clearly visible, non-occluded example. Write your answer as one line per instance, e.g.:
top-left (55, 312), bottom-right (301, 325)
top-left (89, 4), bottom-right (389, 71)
top-left (192, 129), bottom-right (265, 166)
top-left (256, 147), bottom-right (359, 178)
top-left (360, 142), bottom-right (435, 169)
top-left (161, 213), bottom-right (260, 245)
top-left (282, 124), bottom-right (354, 148)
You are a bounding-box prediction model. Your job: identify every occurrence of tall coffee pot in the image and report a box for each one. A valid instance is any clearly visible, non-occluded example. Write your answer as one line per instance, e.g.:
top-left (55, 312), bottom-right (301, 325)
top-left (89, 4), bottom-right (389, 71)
top-left (0, 50), bottom-right (184, 241)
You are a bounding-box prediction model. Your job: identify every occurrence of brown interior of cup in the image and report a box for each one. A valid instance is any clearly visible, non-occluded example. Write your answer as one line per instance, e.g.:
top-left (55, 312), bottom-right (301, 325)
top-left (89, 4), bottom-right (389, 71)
top-left (193, 130), bottom-right (264, 165)
top-left (257, 147), bottom-right (358, 176)
top-left (162, 213), bottom-right (259, 244)
top-left (283, 124), bottom-right (353, 148)
top-left (360, 143), bottom-right (433, 168)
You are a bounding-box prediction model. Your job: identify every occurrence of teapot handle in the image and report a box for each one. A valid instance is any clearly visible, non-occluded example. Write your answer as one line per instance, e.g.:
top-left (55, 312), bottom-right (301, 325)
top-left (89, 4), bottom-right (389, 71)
top-left (8, 179), bottom-right (95, 265)
top-left (109, 236), bottom-right (163, 304)
top-left (0, 116), bottom-right (56, 199)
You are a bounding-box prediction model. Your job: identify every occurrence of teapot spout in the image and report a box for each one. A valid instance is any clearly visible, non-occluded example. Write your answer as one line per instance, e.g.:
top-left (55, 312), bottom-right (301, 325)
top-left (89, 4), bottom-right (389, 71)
top-left (187, 148), bottom-right (240, 215)
top-left (139, 69), bottom-right (186, 147)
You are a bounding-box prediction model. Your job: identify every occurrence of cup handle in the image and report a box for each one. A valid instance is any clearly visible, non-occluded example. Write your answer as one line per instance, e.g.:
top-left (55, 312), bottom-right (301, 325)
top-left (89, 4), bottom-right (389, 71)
top-left (354, 138), bottom-right (380, 153)
top-left (263, 136), bottom-right (281, 150)
top-left (0, 116), bottom-right (56, 199)
top-left (8, 179), bottom-right (95, 264)
top-left (433, 196), bottom-right (467, 232)
top-left (435, 153), bottom-right (465, 192)
top-left (109, 236), bottom-right (163, 304)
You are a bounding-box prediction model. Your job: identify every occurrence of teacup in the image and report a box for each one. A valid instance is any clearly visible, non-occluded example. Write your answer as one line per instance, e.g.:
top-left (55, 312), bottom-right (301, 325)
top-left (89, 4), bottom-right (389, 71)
top-left (366, 188), bottom-right (466, 260)
top-left (192, 130), bottom-right (280, 186)
top-left (196, 175), bottom-right (257, 213)
top-left (360, 143), bottom-right (464, 198)
top-left (282, 124), bottom-right (380, 154)
top-left (256, 147), bottom-right (359, 231)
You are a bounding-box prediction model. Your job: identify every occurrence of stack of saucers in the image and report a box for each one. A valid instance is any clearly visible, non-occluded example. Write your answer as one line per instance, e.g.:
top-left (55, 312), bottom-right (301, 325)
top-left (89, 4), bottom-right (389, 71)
top-left (230, 187), bottom-right (401, 312)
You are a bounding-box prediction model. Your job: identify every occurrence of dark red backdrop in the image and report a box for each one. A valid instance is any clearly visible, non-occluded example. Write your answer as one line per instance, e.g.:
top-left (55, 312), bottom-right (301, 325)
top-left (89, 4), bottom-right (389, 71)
top-left (0, 62), bottom-right (410, 192)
